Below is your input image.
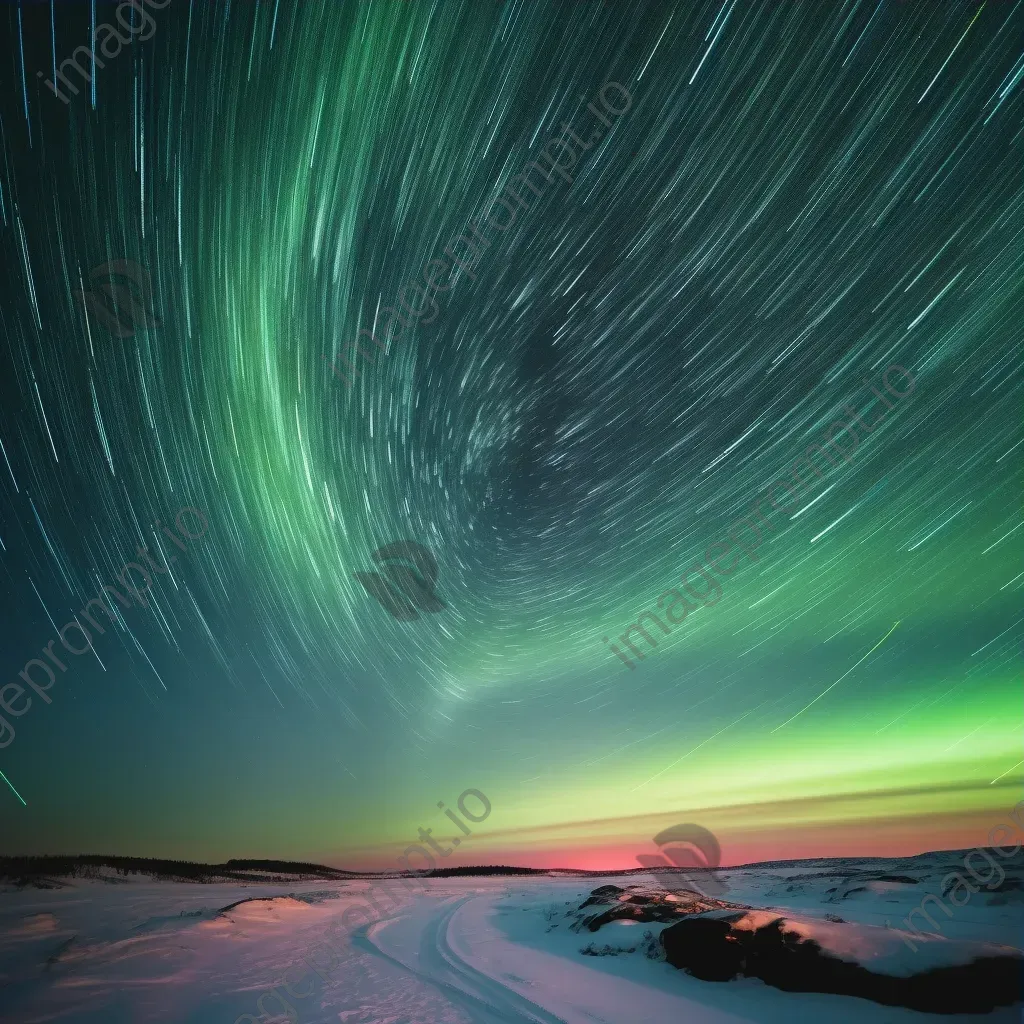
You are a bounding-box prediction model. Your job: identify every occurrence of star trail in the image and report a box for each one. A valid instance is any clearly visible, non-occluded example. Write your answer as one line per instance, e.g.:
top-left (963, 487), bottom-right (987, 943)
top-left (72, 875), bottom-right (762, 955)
top-left (0, 0), bottom-right (1020, 870)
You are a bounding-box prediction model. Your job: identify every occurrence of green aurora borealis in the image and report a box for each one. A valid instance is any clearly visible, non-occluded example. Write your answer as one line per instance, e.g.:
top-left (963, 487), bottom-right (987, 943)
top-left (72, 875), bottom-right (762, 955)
top-left (0, 0), bottom-right (1021, 870)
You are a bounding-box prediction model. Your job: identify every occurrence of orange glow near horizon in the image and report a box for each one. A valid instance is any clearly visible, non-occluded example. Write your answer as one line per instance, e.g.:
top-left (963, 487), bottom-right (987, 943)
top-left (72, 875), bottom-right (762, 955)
top-left (333, 804), bottom-right (1022, 874)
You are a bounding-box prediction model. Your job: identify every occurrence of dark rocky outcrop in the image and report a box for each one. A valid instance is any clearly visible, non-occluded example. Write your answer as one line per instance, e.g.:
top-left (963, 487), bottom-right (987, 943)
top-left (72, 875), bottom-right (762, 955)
top-left (569, 884), bottom-right (748, 933)
top-left (660, 911), bottom-right (1023, 1014)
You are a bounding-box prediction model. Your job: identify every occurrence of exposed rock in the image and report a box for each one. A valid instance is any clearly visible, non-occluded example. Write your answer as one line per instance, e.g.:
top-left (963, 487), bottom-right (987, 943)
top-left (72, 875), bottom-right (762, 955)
top-left (569, 884), bottom-right (748, 933)
top-left (660, 910), bottom-right (1022, 1014)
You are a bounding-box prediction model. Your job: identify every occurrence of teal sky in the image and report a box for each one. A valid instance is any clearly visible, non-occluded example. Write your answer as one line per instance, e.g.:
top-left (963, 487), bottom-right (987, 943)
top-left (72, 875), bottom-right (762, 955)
top-left (0, 0), bottom-right (1020, 871)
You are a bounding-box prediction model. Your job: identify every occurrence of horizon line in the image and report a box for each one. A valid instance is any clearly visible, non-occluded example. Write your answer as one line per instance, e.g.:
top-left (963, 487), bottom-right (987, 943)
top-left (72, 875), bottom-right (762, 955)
top-left (0, 844), bottom-right (996, 880)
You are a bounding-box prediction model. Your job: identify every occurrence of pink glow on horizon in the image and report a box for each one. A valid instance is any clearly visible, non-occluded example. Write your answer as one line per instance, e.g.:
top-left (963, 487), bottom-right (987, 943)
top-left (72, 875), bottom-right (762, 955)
top-left (335, 811), bottom-right (1018, 873)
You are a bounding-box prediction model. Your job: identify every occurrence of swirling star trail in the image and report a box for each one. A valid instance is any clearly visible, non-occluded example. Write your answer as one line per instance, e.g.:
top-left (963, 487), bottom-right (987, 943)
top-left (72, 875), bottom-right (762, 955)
top-left (0, 0), bottom-right (1020, 869)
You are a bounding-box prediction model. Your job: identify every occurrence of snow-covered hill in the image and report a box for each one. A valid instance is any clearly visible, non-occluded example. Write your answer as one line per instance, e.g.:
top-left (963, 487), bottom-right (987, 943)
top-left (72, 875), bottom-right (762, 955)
top-left (0, 852), bottom-right (1020, 1022)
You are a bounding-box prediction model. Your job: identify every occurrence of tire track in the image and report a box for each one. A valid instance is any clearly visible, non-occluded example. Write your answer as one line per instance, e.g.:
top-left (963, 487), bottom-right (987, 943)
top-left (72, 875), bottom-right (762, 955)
top-left (353, 895), bottom-right (567, 1024)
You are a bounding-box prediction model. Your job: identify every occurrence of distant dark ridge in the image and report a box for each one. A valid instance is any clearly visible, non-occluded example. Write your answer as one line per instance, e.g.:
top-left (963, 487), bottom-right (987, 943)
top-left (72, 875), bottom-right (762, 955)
top-left (221, 859), bottom-right (358, 876)
top-left (413, 849), bottom-right (1009, 877)
top-left (0, 856), bottom-right (568, 885)
top-left (0, 856), bottom-right (570, 885)
top-left (1, 846), bottom-right (996, 887)
top-left (0, 855), bottom-right (352, 885)
top-left (703, 848), bottom-right (1014, 872)
top-left (412, 865), bottom-right (551, 877)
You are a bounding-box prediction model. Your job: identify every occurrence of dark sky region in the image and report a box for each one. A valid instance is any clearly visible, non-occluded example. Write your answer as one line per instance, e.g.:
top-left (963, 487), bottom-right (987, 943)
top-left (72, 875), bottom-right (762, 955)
top-left (0, 0), bottom-right (1020, 872)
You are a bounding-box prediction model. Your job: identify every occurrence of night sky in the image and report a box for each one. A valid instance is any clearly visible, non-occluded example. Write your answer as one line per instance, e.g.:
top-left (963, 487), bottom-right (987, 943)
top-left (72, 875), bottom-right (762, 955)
top-left (0, 0), bottom-right (1020, 871)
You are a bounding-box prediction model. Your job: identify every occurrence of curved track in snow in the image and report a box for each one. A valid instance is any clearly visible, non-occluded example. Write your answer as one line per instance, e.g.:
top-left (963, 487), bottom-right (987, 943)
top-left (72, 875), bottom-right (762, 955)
top-left (354, 895), bottom-right (567, 1024)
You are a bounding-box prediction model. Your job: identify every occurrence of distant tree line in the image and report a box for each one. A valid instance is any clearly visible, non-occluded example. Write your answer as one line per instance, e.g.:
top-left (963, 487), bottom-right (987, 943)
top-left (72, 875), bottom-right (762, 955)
top-left (0, 855), bottom-right (349, 885)
top-left (418, 865), bottom-right (550, 877)
top-left (0, 855), bottom-right (561, 886)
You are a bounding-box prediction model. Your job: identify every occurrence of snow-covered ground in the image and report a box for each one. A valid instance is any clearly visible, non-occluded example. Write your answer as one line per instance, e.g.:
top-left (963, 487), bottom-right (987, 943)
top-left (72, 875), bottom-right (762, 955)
top-left (0, 855), bottom-right (1020, 1022)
